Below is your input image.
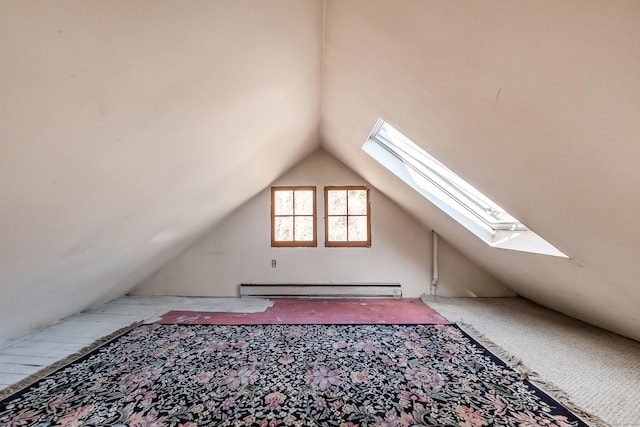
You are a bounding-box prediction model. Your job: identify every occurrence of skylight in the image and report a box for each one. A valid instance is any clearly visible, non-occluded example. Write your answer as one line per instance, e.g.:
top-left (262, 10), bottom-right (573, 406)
top-left (362, 119), bottom-right (567, 257)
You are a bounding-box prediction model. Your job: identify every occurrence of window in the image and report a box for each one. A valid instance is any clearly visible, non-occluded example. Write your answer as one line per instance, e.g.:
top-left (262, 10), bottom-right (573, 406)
top-left (324, 186), bottom-right (371, 247)
top-left (271, 186), bottom-right (317, 247)
top-left (362, 119), bottom-right (567, 257)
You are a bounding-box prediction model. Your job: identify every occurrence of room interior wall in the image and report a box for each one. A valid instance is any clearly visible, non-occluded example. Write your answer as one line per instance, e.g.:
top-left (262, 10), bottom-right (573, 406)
top-left (10, 1), bottom-right (637, 345)
top-left (320, 0), bottom-right (640, 341)
top-left (435, 238), bottom-right (514, 298)
top-left (134, 149), bottom-right (512, 298)
top-left (0, 0), bottom-right (322, 342)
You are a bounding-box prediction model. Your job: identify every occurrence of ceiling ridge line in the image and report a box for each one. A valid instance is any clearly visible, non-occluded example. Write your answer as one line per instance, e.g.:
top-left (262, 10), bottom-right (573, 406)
top-left (318, 0), bottom-right (328, 147)
top-left (320, 0), bottom-right (327, 93)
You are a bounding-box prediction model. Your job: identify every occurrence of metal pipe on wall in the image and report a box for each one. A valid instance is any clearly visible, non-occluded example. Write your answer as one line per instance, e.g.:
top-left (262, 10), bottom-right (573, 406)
top-left (431, 230), bottom-right (439, 296)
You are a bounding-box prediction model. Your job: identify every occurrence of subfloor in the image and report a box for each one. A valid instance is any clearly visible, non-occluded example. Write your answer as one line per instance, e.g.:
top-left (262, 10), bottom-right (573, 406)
top-left (1, 296), bottom-right (638, 426)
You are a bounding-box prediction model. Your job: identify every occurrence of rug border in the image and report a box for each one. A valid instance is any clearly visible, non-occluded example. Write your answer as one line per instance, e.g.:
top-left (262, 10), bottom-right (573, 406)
top-left (0, 321), bottom-right (143, 401)
top-left (456, 322), bottom-right (611, 427)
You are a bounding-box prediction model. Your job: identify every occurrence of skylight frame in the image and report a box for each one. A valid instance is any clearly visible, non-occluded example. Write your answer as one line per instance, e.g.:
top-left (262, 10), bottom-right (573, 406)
top-left (362, 119), bottom-right (567, 258)
top-left (371, 120), bottom-right (526, 233)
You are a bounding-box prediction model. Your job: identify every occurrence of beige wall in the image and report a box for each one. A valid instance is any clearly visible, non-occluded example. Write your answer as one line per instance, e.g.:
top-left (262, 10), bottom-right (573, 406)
top-left (320, 1), bottom-right (640, 341)
top-left (0, 0), bottom-right (322, 342)
top-left (4, 1), bottom-right (640, 344)
top-left (436, 238), bottom-right (513, 298)
top-left (134, 150), bottom-right (511, 298)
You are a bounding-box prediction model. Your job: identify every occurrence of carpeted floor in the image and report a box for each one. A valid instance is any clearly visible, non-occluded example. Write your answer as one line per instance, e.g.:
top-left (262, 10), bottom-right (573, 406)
top-left (0, 322), bottom-right (594, 426)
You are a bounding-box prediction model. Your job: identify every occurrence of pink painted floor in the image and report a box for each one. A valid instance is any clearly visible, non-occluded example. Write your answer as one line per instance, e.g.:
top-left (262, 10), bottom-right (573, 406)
top-left (157, 298), bottom-right (449, 325)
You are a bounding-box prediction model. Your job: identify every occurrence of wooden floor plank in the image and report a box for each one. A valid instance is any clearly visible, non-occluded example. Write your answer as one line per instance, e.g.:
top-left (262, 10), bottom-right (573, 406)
top-left (0, 373), bottom-right (27, 386)
top-left (0, 354), bottom-right (57, 366)
top-left (0, 363), bottom-right (42, 375)
top-left (0, 345), bottom-right (76, 359)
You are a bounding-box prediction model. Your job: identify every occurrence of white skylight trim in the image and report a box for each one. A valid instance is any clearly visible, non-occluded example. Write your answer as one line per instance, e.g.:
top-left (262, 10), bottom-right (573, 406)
top-left (363, 119), bottom-right (568, 258)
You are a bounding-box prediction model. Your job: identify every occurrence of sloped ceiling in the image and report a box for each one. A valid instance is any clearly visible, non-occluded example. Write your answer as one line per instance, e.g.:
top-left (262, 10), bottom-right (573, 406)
top-left (0, 0), bottom-right (321, 340)
top-left (1, 1), bottom-right (639, 342)
top-left (321, 0), bottom-right (640, 341)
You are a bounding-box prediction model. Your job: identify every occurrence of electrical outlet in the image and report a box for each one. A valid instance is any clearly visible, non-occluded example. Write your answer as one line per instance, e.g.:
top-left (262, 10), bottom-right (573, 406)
top-left (271, 259), bottom-right (277, 268)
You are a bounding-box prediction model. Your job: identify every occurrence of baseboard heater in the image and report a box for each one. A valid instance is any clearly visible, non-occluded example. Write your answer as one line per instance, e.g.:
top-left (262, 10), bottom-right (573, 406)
top-left (240, 283), bottom-right (402, 298)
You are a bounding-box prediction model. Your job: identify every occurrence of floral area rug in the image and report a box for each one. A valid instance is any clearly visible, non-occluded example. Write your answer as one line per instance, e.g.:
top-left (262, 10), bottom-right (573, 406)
top-left (0, 323), bottom-right (590, 426)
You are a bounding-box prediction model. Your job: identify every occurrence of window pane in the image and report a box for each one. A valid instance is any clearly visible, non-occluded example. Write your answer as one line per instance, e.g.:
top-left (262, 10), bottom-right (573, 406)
top-left (348, 189), bottom-right (368, 215)
top-left (328, 216), bottom-right (347, 241)
top-left (327, 190), bottom-right (347, 215)
top-left (274, 216), bottom-right (293, 241)
top-left (294, 216), bottom-right (314, 241)
top-left (274, 191), bottom-right (293, 215)
top-left (348, 216), bottom-right (368, 241)
top-left (294, 190), bottom-right (314, 215)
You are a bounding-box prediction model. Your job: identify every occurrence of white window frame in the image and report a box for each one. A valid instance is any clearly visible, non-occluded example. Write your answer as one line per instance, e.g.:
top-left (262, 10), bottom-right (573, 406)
top-left (362, 119), bottom-right (567, 257)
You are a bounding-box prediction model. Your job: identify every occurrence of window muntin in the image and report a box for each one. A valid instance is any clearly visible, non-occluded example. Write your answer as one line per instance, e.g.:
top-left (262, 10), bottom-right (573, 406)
top-left (324, 186), bottom-right (371, 247)
top-left (271, 186), bottom-right (317, 247)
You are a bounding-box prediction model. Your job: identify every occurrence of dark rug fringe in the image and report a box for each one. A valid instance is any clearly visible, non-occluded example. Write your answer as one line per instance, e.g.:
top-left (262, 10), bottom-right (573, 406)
top-left (457, 322), bottom-right (611, 427)
top-left (0, 321), bottom-right (143, 401)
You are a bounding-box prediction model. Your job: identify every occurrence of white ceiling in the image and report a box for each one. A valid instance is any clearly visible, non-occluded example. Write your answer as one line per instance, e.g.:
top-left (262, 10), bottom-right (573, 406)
top-left (1, 0), bottom-right (639, 341)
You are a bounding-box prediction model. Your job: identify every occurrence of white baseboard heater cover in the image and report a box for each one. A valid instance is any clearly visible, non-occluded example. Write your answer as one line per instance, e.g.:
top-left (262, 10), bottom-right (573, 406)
top-left (240, 283), bottom-right (402, 298)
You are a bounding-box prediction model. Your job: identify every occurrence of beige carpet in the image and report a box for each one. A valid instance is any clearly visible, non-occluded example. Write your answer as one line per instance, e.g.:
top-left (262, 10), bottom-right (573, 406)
top-left (424, 296), bottom-right (640, 427)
